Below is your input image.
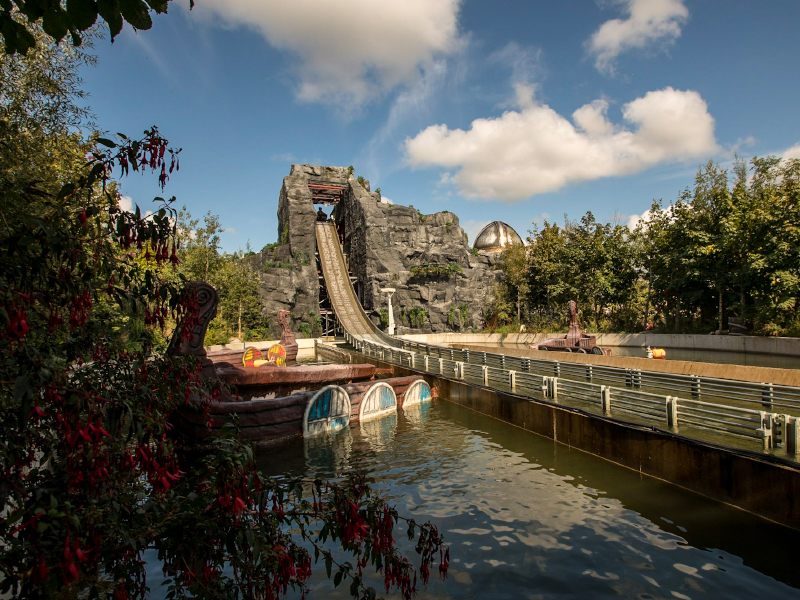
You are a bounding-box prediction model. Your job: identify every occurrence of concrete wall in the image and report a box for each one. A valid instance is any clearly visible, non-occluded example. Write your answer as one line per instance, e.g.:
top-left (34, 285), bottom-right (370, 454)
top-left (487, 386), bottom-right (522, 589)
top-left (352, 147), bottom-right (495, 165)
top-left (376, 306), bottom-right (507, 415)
top-left (400, 332), bottom-right (800, 357)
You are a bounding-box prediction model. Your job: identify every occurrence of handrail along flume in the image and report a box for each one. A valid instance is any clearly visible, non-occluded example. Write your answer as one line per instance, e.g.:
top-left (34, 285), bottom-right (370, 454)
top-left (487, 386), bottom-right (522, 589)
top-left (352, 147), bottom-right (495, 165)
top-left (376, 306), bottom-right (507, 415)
top-left (341, 331), bottom-right (800, 457)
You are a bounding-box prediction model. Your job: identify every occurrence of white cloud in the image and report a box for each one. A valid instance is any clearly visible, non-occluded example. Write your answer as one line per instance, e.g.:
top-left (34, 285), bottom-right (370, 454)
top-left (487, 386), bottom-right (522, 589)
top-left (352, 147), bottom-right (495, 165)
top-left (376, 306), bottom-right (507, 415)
top-left (119, 195), bottom-right (133, 212)
top-left (587, 0), bottom-right (688, 74)
top-left (380, 196), bottom-right (394, 204)
top-left (783, 143), bottom-right (800, 160)
top-left (626, 204), bottom-right (677, 231)
top-left (190, 0), bottom-right (463, 107)
top-left (488, 42), bottom-right (543, 89)
top-left (405, 86), bottom-right (718, 202)
top-left (223, 227), bottom-right (237, 235)
top-left (271, 152), bottom-right (296, 163)
top-left (626, 210), bottom-right (650, 230)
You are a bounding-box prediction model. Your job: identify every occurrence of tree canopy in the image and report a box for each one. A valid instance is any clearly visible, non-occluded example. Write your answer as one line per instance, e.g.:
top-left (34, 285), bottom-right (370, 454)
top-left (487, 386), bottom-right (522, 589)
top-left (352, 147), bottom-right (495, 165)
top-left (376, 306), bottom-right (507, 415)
top-left (0, 13), bottom-right (448, 600)
top-left (492, 158), bottom-right (800, 336)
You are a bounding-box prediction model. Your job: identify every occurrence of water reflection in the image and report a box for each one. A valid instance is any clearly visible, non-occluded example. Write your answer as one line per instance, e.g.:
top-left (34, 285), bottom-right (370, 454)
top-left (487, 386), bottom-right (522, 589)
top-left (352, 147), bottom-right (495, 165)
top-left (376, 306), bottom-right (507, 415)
top-left (356, 412), bottom-right (397, 451)
top-left (303, 428), bottom-right (353, 477)
top-left (258, 401), bottom-right (800, 599)
top-left (401, 400), bottom-right (432, 425)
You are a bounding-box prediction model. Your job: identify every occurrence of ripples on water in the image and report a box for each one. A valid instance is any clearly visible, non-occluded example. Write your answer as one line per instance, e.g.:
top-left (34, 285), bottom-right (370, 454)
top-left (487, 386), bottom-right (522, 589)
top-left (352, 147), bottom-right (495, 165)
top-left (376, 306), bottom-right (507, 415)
top-left (259, 401), bottom-right (800, 599)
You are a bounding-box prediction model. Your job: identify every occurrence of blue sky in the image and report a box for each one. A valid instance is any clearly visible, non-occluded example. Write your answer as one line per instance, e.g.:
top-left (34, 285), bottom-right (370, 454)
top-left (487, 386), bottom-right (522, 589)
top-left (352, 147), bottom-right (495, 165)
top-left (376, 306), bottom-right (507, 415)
top-left (80, 0), bottom-right (800, 252)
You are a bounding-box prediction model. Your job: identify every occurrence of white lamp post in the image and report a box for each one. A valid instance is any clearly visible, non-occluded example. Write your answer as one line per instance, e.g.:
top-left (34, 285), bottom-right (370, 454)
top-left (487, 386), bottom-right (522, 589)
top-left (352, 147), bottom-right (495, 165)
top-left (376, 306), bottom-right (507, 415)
top-left (380, 288), bottom-right (396, 335)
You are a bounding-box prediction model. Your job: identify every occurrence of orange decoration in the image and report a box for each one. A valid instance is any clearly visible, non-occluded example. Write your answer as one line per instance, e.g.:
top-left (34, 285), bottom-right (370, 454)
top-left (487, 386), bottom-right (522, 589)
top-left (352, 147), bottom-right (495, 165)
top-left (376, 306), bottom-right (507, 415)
top-left (267, 343), bottom-right (287, 367)
top-left (242, 347), bottom-right (264, 367)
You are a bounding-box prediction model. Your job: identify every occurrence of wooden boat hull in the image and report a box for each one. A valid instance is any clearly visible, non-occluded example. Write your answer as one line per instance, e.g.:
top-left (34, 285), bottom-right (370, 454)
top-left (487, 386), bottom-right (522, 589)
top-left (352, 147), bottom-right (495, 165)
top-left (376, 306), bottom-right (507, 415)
top-left (172, 376), bottom-right (427, 445)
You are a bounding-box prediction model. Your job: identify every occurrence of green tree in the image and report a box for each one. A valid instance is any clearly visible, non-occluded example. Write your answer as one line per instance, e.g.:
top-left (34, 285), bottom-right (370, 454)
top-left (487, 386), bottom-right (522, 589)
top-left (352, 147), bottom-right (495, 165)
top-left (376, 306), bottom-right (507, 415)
top-left (178, 209), bottom-right (224, 283)
top-left (1, 0), bottom-right (174, 55)
top-left (498, 242), bottom-right (529, 323)
top-left (215, 255), bottom-right (265, 341)
top-left (0, 16), bottom-right (449, 600)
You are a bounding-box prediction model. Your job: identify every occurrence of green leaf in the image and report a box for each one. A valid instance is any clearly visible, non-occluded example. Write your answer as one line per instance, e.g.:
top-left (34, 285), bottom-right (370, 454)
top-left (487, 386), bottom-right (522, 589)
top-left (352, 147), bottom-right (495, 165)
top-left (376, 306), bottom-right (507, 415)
top-left (14, 376), bottom-right (31, 404)
top-left (333, 571), bottom-right (342, 588)
top-left (119, 0), bottom-right (152, 30)
top-left (349, 578), bottom-right (359, 596)
top-left (67, 0), bottom-right (98, 31)
top-left (14, 376), bottom-right (32, 428)
top-left (57, 182), bottom-right (77, 200)
top-left (97, 0), bottom-right (123, 39)
top-left (42, 6), bottom-right (70, 42)
top-left (96, 137), bottom-right (117, 148)
top-left (0, 12), bottom-right (37, 55)
top-left (325, 554), bottom-right (332, 578)
top-left (144, 0), bottom-right (168, 12)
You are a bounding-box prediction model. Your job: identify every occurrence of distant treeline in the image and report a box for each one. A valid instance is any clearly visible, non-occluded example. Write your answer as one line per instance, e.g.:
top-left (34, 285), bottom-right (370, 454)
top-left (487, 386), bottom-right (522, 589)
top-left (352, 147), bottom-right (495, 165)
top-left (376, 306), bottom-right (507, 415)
top-left (489, 157), bottom-right (800, 336)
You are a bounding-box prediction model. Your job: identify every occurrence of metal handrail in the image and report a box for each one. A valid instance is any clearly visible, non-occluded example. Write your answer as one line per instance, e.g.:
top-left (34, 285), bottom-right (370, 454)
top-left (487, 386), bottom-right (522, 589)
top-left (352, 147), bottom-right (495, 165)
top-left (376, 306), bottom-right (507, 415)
top-left (350, 338), bottom-right (798, 456)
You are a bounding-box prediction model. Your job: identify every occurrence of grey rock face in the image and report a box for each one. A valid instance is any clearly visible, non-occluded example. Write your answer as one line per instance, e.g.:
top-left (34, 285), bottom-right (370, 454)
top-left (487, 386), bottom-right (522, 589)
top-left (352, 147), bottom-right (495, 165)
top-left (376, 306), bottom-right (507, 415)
top-left (252, 164), bottom-right (503, 335)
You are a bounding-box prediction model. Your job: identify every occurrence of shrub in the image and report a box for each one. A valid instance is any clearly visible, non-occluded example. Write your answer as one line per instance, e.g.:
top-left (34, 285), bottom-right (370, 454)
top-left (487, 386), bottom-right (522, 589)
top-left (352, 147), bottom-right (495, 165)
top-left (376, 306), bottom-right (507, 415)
top-left (410, 263), bottom-right (463, 279)
top-left (408, 306), bottom-right (428, 328)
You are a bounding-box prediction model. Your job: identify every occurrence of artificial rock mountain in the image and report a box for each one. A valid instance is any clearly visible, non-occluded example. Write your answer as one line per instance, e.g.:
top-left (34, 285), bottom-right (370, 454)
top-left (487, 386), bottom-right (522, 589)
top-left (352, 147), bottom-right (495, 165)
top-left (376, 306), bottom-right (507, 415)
top-left (248, 165), bottom-right (504, 337)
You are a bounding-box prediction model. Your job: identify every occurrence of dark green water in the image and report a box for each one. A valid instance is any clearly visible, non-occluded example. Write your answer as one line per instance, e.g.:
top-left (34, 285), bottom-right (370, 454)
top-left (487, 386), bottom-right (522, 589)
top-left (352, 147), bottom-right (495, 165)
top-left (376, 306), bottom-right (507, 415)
top-left (258, 401), bottom-right (800, 599)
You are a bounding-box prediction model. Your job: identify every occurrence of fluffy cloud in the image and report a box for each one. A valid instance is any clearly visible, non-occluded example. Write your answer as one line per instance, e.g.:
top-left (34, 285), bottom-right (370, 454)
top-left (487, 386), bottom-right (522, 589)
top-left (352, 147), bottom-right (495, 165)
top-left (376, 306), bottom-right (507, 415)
top-left (119, 195), bottom-right (133, 212)
top-left (404, 86), bottom-right (718, 202)
top-left (783, 143), bottom-right (800, 160)
top-left (587, 0), bottom-right (688, 74)
top-left (190, 0), bottom-right (462, 107)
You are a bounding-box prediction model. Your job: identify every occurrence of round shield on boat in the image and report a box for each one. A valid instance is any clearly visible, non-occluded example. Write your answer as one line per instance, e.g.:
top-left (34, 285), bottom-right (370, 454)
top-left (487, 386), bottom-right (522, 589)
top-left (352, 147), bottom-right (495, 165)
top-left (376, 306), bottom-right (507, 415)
top-left (242, 346), bottom-right (264, 367)
top-left (303, 385), bottom-right (351, 437)
top-left (402, 379), bottom-right (431, 408)
top-left (267, 343), bottom-right (286, 367)
top-left (358, 382), bottom-right (397, 422)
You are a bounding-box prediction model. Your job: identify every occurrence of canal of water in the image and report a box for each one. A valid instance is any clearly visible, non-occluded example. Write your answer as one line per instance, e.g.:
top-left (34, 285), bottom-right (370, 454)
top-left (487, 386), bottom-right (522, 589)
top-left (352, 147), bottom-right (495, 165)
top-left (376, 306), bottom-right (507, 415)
top-left (257, 400), bottom-right (800, 599)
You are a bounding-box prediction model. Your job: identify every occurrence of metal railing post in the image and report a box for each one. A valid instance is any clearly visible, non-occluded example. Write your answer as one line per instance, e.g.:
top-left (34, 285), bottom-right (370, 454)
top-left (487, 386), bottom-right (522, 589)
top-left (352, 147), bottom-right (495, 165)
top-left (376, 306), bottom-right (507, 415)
top-left (773, 414), bottom-right (785, 448)
top-left (601, 386), bottom-right (611, 415)
top-left (691, 376), bottom-right (701, 398)
top-left (758, 411), bottom-right (773, 450)
top-left (553, 361), bottom-right (560, 377)
top-left (787, 417), bottom-right (799, 456)
top-left (762, 383), bottom-right (774, 411)
top-left (456, 361), bottom-right (464, 380)
top-left (586, 365), bottom-right (593, 381)
top-left (509, 370), bottom-right (516, 392)
top-left (482, 365), bottom-right (489, 386)
top-left (666, 396), bottom-right (678, 429)
top-left (423, 355), bottom-right (429, 372)
top-left (547, 377), bottom-right (558, 401)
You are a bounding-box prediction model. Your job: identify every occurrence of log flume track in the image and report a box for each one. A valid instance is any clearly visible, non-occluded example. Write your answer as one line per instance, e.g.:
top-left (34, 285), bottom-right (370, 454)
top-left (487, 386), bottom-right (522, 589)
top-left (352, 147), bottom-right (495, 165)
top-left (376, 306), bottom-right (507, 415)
top-left (315, 222), bottom-right (402, 347)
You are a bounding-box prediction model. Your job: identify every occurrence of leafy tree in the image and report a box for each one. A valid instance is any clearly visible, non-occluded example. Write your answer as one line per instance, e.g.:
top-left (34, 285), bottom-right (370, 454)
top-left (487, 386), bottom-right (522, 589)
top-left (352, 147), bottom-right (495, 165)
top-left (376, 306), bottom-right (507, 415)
top-left (1, 0), bottom-right (177, 55)
top-left (1, 17), bottom-right (449, 600)
top-left (498, 242), bottom-right (529, 323)
top-left (214, 255), bottom-right (266, 341)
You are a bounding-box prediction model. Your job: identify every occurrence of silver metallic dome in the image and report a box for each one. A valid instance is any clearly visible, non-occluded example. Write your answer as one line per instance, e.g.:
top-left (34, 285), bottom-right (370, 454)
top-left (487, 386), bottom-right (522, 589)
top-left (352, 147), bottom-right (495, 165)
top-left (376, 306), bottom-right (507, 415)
top-left (473, 221), bottom-right (523, 252)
